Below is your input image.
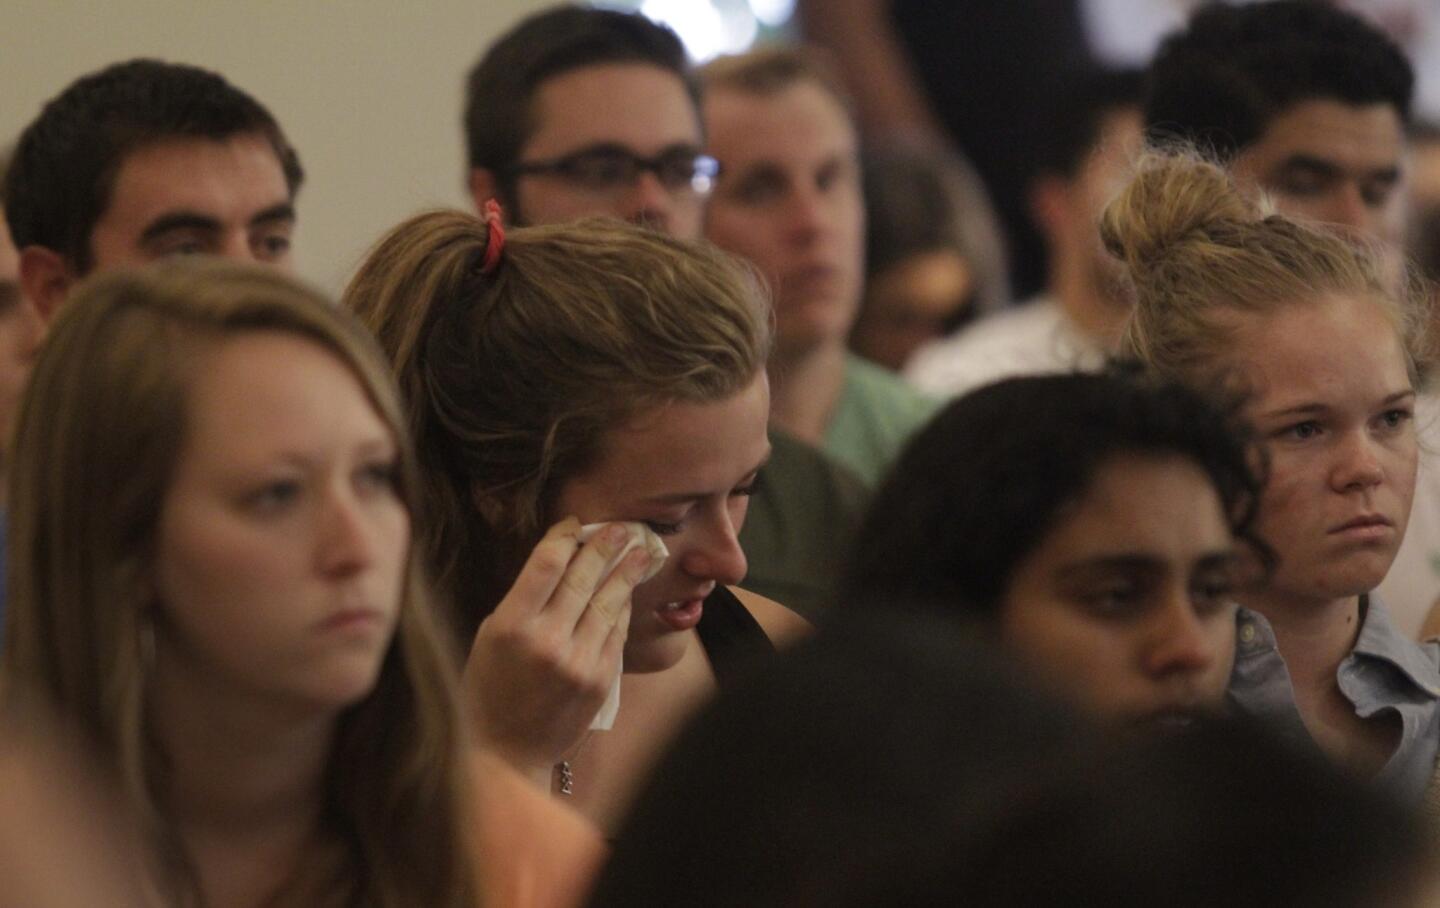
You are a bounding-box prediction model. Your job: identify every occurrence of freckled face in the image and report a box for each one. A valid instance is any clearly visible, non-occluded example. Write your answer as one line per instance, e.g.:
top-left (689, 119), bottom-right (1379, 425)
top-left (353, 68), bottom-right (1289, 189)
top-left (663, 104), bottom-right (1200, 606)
top-left (1231, 295), bottom-right (1416, 603)
top-left (153, 332), bottom-right (408, 714)
top-left (1001, 454), bottom-right (1239, 724)
top-left (552, 373), bottom-right (771, 673)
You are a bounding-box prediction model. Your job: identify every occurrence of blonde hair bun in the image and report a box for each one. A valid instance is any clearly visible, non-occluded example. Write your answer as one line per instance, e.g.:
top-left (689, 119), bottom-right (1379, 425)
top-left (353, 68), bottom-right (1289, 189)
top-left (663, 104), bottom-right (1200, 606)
top-left (1100, 150), bottom-right (1258, 282)
top-left (1105, 145), bottom-right (1424, 388)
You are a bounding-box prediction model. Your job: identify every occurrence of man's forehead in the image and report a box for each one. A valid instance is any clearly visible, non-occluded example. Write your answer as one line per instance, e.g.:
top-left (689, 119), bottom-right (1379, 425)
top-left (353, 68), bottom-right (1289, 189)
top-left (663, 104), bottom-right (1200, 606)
top-left (1245, 98), bottom-right (1404, 173)
top-left (85, 133), bottom-right (293, 270)
top-left (704, 82), bottom-right (858, 167)
top-left (105, 136), bottom-right (289, 214)
top-left (522, 61), bottom-right (701, 159)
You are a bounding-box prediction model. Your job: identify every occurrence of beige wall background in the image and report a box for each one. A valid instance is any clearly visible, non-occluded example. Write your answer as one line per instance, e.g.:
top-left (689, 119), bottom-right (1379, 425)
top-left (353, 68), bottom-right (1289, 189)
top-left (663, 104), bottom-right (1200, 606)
top-left (1, 0), bottom-right (546, 292)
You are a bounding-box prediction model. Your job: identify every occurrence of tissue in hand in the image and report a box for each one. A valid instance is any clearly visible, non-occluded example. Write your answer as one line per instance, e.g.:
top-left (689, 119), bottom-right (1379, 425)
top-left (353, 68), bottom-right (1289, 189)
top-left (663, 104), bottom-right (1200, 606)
top-left (575, 522), bottom-right (669, 730)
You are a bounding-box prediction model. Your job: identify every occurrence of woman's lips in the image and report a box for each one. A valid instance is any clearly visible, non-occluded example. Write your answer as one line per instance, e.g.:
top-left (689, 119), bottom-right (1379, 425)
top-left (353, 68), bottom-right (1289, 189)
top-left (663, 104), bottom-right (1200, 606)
top-left (1328, 514), bottom-right (1394, 541)
top-left (657, 598), bottom-right (704, 632)
top-left (1129, 705), bottom-right (1204, 733)
top-left (315, 607), bottom-right (384, 635)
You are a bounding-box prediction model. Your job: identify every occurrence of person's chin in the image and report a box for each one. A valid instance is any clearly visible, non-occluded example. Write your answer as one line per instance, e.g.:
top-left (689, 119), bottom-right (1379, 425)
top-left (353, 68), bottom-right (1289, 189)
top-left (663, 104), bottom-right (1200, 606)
top-left (1308, 560), bottom-right (1394, 601)
top-left (281, 666), bottom-right (385, 715)
top-left (621, 636), bottom-right (688, 674)
top-left (777, 306), bottom-right (856, 355)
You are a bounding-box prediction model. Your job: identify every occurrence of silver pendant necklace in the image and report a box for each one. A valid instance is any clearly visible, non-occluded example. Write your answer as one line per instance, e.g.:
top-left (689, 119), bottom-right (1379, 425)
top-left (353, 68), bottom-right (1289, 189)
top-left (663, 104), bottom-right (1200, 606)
top-left (553, 731), bottom-right (594, 797)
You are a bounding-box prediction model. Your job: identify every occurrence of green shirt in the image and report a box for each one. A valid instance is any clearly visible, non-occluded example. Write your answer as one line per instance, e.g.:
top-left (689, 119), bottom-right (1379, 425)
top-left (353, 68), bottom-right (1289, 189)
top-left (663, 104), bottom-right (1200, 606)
top-left (737, 428), bottom-right (869, 623)
top-left (824, 354), bottom-right (942, 487)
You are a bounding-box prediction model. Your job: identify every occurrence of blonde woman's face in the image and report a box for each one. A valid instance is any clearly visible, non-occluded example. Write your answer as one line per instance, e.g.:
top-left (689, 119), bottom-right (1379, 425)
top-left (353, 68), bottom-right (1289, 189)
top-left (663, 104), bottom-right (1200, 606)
top-left (1233, 295), bottom-right (1417, 604)
top-left (153, 332), bottom-right (408, 713)
top-left (553, 372), bottom-right (772, 673)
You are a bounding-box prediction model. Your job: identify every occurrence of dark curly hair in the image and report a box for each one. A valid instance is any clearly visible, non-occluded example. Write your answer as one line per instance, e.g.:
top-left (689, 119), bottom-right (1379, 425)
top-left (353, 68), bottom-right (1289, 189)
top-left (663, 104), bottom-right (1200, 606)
top-left (845, 367), bottom-right (1270, 613)
top-left (4, 59), bottom-right (303, 273)
top-left (1145, 1), bottom-right (1413, 158)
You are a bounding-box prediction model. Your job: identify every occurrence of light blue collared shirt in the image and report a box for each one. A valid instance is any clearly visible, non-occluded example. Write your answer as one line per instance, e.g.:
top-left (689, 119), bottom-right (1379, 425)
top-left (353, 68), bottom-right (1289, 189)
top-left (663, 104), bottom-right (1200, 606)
top-left (1229, 595), bottom-right (1440, 803)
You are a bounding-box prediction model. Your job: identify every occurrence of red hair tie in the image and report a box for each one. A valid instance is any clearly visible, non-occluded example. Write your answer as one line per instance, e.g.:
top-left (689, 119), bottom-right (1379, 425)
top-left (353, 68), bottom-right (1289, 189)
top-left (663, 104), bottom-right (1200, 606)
top-left (480, 199), bottom-right (506, 274)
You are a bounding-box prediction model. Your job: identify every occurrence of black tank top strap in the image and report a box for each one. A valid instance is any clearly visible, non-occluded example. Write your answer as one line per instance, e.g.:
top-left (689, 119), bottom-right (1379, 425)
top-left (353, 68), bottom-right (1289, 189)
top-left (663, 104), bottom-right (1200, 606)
top-left (696, 586), bottom-right (776, 688)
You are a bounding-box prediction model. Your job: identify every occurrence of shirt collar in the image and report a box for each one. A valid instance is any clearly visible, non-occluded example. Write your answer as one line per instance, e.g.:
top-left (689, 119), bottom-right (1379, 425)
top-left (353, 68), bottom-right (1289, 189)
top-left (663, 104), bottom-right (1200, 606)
top-left (1234, 598), bottom-right (1440, 699)
top-left (1353, 594), bottom-right (1440, 699)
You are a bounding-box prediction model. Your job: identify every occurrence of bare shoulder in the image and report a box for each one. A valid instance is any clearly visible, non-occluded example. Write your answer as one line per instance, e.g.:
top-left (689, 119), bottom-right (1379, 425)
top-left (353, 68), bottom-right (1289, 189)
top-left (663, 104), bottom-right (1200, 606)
top-left (732, 586), bottom-right (813, 647)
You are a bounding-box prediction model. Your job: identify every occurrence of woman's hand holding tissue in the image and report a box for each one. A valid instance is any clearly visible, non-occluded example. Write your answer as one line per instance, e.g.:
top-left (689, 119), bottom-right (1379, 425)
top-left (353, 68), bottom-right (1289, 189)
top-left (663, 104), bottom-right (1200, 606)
top-left (462, 517), bottom-right (651, 787)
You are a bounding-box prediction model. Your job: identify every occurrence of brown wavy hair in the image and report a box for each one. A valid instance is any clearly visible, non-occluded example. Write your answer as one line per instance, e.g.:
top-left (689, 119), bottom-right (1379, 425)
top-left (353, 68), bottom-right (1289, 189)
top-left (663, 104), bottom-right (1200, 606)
top-left (0, 259), bottom-right (475, 908)
top-left (344, 212), bottom-right (771, 641)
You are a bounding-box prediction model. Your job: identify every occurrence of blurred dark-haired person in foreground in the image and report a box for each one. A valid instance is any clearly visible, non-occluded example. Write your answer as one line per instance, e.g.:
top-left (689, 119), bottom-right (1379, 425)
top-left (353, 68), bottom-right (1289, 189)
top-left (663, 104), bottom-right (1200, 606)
top-left (591, 612), bottom-right (1437, 907)
top-left (846, 370), bottom-right (1265, 727)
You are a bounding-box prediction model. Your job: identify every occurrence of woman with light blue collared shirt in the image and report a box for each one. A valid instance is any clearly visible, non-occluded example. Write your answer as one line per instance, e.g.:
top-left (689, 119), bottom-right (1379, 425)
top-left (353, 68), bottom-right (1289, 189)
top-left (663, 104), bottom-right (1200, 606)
top-left (1103, 149), bottom-right (1440, 803)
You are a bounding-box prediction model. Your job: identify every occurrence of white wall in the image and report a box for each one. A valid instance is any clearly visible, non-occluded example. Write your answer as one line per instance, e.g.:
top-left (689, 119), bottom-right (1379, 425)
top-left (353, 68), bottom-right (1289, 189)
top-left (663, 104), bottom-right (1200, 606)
top-left (1, 0), bottom-right (546, 292)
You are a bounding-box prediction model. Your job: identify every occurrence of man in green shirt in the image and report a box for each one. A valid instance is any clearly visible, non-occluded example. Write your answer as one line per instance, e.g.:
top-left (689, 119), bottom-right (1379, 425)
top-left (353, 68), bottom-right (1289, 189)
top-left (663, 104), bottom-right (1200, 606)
top-left (701, 47), bottom-right (940, 487)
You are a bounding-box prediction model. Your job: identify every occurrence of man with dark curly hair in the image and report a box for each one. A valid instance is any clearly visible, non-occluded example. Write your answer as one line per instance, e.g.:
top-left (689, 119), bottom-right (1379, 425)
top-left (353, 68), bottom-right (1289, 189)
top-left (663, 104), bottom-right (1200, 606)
top-left (1146, 1), bottom-right (1413, 247)
top-left (5, 59), bottom-right (303, 321)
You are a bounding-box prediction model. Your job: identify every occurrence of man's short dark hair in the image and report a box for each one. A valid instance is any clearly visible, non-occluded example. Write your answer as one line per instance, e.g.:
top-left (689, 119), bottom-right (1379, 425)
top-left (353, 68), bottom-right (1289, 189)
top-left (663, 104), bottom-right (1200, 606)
top-left (1146, 1), bottom-right (1414, 159)
top-left (4, 59), bottom-right (304, 273)
top-left (464, 5), bottom-right (695, 194)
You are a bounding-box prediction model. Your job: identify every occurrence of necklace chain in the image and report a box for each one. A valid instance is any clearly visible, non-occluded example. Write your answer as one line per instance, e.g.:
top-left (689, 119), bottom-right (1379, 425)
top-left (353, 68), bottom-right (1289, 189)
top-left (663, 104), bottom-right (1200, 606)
top-left (553, 731), bottom-right (595, 797)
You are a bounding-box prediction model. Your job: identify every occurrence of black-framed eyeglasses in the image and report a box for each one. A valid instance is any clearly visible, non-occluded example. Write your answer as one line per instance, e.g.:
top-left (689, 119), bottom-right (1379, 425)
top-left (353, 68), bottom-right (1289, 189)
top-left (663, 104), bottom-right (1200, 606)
top-left (508, 144), bottom-right (720, 196)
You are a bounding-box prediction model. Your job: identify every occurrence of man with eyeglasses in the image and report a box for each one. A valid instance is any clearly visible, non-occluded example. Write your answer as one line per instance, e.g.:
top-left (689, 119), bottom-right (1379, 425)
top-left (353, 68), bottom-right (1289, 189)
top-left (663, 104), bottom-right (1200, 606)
top-left (463, 6), bottom-right (869, 622)
top-left (465, 6), bottom-right (713, 235)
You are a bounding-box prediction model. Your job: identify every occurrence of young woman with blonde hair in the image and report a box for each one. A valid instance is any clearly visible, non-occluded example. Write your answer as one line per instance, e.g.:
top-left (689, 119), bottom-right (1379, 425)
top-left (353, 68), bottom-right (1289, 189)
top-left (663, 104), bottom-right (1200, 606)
top-left (0, 260), bottom-right (597, 907)
top-left (345, 210), bottom-right (808, 832)
top-left (1103, 149), bottom-right (1440, 799)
